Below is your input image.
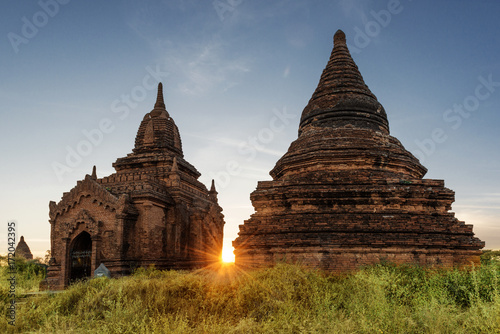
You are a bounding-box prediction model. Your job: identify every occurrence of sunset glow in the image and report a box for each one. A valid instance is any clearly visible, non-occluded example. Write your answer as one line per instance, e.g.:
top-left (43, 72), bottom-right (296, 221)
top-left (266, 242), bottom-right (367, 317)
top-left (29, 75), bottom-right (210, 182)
top-left (221, 245), bottom-right (235, 263)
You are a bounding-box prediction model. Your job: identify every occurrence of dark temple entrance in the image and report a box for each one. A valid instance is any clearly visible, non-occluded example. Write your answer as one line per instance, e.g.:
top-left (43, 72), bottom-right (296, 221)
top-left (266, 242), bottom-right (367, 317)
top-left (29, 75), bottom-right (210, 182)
top-left (69, 231), bottom-right (92, 283)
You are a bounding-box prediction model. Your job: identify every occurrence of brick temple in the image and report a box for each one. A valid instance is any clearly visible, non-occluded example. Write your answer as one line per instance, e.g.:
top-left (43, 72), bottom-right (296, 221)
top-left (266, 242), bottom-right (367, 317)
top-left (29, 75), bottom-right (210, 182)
top-left (46, 83), bottom-right (224, 289)
top-left (233, 30), bottom-right (484, 271)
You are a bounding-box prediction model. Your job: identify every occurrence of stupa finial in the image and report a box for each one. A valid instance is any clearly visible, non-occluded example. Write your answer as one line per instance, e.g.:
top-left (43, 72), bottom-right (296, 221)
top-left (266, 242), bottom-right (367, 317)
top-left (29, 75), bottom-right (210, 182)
top-left (155, 82), bottom-right (165, 109)
top-left (209, 179), bottom-right (218, 200)
top-left (334, 29), bottom-right (346, 46)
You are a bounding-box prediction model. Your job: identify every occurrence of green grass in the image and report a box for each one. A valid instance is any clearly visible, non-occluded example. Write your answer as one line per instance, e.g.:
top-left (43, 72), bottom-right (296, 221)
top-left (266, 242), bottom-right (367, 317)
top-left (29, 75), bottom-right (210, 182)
top-left (0, 256), bottom-right (46, 296)
top-left (1, 258), bottom-right (500, 333)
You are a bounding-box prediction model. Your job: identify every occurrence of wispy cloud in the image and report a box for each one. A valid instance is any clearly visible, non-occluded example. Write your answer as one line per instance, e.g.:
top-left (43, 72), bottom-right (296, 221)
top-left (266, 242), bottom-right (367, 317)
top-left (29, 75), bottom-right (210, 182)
top-left (124, 1), bottom-right (252, 97)
top-left (164, 37), bottom-right (251, 96)
top-left (186, 132), bottom-right (284, 157)
top-left (283, 65), bottom-right (291, 78)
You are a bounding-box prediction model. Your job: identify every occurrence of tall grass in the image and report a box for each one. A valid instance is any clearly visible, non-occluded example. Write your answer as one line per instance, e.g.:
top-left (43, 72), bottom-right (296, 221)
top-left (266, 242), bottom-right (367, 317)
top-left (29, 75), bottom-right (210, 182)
top-left (1, 260), bottom-right (499, 333)
top-left (0, 256), bottom-right (46, 296)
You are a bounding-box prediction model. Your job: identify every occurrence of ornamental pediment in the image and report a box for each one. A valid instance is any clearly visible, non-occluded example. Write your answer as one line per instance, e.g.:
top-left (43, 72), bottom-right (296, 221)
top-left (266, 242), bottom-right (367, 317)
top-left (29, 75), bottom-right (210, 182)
top-left (49, 175), bottom-right (120, 220)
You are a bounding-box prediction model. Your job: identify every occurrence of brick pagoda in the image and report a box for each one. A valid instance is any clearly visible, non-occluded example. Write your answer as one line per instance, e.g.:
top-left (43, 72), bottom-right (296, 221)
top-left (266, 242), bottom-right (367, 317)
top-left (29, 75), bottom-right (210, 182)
top-left (15, 236), bottom-right (33, 260)
top-left (46, 83), bottom-right (224, 289)
top-left (233, 30), bottom-right (484, 271)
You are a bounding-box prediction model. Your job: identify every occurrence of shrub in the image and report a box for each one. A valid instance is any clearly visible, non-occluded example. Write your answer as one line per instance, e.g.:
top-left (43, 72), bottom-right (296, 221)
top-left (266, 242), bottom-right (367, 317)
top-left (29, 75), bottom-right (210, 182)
top-left (0, 257), bottom-right (46, 294)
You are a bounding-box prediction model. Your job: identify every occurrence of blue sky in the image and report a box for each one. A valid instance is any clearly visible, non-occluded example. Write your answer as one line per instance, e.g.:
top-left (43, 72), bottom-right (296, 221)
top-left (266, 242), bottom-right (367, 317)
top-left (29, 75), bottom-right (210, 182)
top-left (1, 0), bottom-right (499, 258)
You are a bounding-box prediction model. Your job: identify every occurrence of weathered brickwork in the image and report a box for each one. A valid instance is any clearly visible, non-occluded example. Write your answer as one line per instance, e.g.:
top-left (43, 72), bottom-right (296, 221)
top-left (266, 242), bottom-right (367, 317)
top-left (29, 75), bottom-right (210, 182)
top-left (233, 30), bottom-right (484, 271)
top-left (46, 84), bottom-right (224, 289)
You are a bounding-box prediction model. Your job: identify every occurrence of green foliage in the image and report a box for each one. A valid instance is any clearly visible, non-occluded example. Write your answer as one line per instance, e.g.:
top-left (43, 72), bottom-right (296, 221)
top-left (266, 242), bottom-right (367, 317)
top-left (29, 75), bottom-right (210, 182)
top-left (1, 261), bottom-right (500, 333)
top-left (481, 250), bottom-right (500, 265)
top-left (0, 257), bottom-right (46, 295)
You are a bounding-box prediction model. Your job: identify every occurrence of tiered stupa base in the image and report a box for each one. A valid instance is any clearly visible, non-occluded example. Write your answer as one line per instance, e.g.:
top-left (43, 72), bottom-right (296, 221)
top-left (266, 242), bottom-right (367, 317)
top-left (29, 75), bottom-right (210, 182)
top-left (234, 178), bottom-right (482, 271)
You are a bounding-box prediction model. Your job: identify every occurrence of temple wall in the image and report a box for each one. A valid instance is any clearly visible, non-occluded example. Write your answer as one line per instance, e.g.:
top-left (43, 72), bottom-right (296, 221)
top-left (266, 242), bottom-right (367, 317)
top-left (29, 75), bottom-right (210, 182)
top-left (131, 200), bottom-right (168, 260)
top-left (236, 247), bottom-right (482, 272)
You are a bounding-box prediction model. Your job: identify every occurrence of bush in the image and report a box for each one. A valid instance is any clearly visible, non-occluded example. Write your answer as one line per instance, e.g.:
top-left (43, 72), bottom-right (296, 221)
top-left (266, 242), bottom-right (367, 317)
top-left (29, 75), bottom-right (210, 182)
top-left (0, 257), bottom-right (46, 294)
top-left (481, 250), bottom-right (500, 265)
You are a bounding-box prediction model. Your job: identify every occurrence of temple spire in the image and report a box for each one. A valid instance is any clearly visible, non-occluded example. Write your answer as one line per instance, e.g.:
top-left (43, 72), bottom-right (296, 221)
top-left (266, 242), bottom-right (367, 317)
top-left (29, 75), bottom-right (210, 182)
top-left (154, 82), bottom-right (166, 110)
top-left (209, 179), bottom-right (218, 200)
top-left (299, 30), bottom-right (389, 135)
top-left (132, 81), bottom-right (185, 156)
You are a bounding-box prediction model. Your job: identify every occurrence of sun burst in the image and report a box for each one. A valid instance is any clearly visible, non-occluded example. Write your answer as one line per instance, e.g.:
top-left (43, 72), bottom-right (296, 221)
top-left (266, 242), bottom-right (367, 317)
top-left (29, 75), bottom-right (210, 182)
top-left (221, 245), bottom-right (235, 263)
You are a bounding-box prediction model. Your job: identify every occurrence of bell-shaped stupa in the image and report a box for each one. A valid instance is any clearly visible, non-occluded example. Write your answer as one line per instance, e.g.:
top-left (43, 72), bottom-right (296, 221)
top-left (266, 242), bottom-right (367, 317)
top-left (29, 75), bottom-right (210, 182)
top-left (233, 30), bottom-right (484, 271)
top-left (15, 236), bottom-right (33, 260)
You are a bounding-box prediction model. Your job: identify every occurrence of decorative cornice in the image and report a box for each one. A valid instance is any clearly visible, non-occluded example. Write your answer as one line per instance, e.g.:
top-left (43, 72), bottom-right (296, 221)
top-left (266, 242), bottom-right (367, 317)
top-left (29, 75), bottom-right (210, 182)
top-left (49, 175), bottom-right (121, 220)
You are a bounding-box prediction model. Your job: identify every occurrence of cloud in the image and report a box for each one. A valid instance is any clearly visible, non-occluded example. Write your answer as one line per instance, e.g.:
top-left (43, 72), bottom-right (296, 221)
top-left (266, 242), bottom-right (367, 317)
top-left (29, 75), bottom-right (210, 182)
top-left (160, 36), bottom-right (251, 96)
top-left (123, 1), bottom-right (252, 97)
top-left (283, 65), bottom-right (291, 78)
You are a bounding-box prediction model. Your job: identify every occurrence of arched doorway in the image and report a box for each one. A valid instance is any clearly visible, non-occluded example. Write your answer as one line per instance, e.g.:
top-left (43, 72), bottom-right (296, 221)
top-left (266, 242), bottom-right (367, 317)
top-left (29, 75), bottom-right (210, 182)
top-left (69, 231), bottom-right (92, 283)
